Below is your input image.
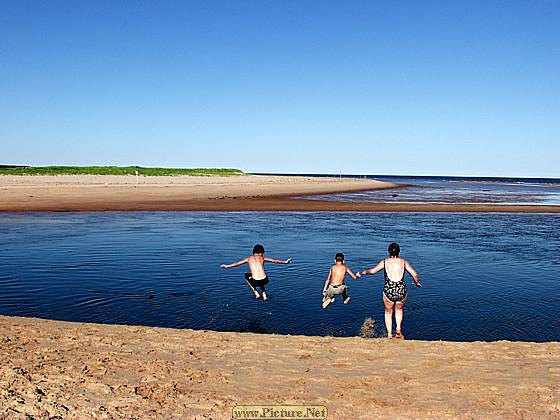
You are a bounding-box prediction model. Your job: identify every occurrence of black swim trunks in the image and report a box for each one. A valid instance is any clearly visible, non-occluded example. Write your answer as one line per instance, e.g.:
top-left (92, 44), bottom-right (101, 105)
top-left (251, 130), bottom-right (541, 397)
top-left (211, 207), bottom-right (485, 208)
top-left (245, 273), bottom-right (269, 289)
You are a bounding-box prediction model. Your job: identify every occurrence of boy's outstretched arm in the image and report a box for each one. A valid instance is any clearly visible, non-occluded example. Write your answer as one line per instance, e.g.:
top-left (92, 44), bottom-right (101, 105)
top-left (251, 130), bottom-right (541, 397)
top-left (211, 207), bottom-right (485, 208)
top-left (264, 257), bottom-right (292, 264)
top-left (361, 260), bottom-right (384, 276)
top-left (323, 268), bottom-right (332, 293)
top-left (346, 267), bottom-right (360, 280)
top-left (221, 258), bottom-right (249, 269)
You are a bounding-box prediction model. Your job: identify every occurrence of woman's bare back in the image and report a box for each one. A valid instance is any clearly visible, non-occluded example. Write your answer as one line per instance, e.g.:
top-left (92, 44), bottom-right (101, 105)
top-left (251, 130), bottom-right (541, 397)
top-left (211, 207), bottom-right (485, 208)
top-left (384, 257), bottom-right (406, 282)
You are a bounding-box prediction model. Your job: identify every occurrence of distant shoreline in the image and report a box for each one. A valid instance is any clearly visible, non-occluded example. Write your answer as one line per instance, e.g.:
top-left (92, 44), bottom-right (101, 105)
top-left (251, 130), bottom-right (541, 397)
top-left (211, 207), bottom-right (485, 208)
top-left (0, 165), bottom-right (245, 177)
top-left (1, 174), bottom-right (559, 212)
top-left (0, 174), bottom-right (397, 212)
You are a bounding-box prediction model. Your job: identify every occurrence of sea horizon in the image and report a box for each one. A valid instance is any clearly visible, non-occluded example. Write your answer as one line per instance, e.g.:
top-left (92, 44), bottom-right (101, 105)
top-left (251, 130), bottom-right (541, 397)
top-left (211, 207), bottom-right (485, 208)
top-left (252, 172), bottom-right (560, 185)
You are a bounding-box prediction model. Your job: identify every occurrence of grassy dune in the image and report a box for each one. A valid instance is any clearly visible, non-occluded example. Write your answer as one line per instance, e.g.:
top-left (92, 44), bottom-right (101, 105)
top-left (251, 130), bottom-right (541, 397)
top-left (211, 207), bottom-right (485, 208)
top-left (0, 166), bottom-right (245, 176)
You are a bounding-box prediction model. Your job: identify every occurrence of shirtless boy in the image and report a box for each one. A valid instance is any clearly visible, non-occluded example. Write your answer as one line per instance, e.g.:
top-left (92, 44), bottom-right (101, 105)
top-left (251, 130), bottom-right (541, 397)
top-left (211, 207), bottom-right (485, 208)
top-left (322, 253), bottom-right (360, 309)
top-left (221, 244), bottom-right (291, 301)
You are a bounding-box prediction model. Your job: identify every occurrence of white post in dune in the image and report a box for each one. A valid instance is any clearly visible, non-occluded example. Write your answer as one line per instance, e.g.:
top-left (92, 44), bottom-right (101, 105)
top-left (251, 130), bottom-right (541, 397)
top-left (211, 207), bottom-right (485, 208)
top-left (135, 170), bottom-right (139, 185)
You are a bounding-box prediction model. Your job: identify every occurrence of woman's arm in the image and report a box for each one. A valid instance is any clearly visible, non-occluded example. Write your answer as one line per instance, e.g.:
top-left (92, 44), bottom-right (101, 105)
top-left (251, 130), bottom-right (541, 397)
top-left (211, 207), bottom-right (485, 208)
top-left (220, 258), bottom-right (249, 269)
top-left (264, 257), bottom-right (292, 264)
top-left (361, 260), bottom-right (384, 276)
top-left (404, 260), bottom-right (422, 287)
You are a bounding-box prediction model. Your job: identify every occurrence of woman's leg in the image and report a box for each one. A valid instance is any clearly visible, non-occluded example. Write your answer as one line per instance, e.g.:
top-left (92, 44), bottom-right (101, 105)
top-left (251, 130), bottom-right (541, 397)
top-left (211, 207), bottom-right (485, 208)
top-left (395, 299), bottom-right (406, 338)
top-left (383, 294), bottom-right (394, 338)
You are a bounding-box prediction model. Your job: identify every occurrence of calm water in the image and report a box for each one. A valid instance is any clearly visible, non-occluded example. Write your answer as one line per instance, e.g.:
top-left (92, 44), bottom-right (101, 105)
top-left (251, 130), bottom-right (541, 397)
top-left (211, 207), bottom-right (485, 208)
top-left (1, 212), bottom-right (559, 342)
top-left (298, 175), bottom-right (560, 205)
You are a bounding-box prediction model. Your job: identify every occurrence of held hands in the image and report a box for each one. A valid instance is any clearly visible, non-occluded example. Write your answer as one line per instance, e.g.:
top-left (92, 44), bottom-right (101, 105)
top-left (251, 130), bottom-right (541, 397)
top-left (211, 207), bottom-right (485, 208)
top-left (355, 272), bottom-right (361, 279)
top-left (415, 282), bottom-right (423, 288)
top-left (285, 258), bottom-right (292, 264)
top-left (220, 264), bottom-right (227, 269)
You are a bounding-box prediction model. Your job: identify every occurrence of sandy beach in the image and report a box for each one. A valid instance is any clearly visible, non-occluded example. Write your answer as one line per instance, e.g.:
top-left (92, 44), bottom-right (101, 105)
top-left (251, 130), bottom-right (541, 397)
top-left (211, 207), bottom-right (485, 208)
top-left (1, 174), bottom-right (559, 212)
top-left (0, 174), bottom-right (394, 212)
top-left (1, 316), bottom-right (559, 419)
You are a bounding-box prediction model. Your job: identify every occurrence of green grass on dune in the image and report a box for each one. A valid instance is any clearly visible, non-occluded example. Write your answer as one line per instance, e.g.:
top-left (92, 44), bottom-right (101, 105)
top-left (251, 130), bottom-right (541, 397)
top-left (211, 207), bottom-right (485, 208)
top-left (0, 166), bottom-right (245, 176)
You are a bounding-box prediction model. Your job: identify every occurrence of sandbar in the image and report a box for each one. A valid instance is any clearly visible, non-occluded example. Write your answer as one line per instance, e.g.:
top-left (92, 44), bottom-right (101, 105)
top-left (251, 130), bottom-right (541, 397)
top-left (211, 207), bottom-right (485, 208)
top-left (1, 175), bottom-right (559, 212)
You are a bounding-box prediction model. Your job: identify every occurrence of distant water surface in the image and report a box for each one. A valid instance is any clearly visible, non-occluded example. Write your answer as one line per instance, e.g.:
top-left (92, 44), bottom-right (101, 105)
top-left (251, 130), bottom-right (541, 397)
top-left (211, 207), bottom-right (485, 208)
top-left (292, 175), bottom-right (560, 205)
top-left (1, 212), bottom-right (559, 342)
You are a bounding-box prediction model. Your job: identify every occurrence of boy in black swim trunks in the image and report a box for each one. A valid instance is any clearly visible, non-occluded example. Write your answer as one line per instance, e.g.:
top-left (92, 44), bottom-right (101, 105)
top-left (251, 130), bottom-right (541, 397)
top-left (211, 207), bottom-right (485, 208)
top-left (221, 244), bottom-right (291, 301)
top-left (322, 253), bottom-right (360, 309)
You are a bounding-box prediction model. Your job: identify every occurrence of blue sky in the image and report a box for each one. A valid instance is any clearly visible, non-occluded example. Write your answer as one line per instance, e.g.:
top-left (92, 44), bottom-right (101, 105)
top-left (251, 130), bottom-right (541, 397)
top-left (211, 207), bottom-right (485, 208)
top-left (1, 1), bottom-right (559, 177)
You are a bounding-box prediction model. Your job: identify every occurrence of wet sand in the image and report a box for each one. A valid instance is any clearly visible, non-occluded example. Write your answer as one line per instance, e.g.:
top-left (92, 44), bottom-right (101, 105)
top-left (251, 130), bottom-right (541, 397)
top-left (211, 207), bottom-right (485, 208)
top-left (1, 175), bottom-right (559, 212)
top-left (1, 316), bottom-right (559, 419)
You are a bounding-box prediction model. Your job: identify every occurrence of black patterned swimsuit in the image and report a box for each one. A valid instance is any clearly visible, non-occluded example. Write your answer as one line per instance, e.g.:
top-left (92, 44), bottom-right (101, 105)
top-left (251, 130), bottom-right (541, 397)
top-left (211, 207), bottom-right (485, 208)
top-left (383, 259), bottom-right (407, 302)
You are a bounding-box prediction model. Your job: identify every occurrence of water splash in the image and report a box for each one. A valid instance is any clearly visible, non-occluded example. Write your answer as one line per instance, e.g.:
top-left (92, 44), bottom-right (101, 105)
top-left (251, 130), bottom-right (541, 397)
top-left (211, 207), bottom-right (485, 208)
top-left (359, 317), bottom-right (377, 338)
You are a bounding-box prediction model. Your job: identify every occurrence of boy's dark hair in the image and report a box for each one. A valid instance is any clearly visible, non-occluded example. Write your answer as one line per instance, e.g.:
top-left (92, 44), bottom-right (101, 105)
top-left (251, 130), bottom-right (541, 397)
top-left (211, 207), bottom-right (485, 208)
top-left (253, 244), bottom-right (265, 255)
top-left (388, 242), bottom-right (400, 257)
top-left (335, 252), bottom-right (345, 262)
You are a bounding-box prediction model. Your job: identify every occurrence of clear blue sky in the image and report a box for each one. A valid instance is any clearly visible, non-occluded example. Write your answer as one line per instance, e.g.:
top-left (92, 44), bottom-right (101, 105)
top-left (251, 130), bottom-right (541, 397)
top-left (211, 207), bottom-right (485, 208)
top-left (1, 1), bottom-right (559, 177)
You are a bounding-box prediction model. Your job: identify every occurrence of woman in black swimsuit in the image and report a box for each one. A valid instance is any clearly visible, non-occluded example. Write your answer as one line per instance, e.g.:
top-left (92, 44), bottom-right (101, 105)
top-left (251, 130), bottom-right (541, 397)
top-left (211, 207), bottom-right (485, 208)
top-left (361, 243), bottom-right (421, 339)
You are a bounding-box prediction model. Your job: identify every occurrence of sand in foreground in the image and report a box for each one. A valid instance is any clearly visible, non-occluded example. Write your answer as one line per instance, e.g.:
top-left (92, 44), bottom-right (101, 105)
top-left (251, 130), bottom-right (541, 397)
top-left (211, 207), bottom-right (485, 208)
top-left (1, 316), bottom-right (559, 419)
